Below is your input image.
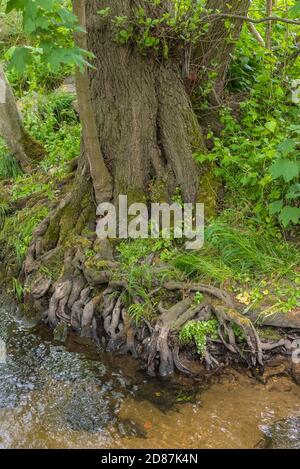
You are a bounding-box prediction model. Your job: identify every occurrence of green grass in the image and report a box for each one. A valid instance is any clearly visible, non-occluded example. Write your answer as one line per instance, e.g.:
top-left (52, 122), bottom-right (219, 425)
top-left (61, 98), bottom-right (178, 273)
top-left (205, 222), bottom-right (298, 276)
top-left (0, 141), bottom-right (23, 179)
top-left (0, 205), bottom-right (49, 264)
top-left (173, 250), bottom-right (234, 284)
top-left (0, 200), bottom-right (9, 228)
top-left (172, 219), bottom-right (299, 284)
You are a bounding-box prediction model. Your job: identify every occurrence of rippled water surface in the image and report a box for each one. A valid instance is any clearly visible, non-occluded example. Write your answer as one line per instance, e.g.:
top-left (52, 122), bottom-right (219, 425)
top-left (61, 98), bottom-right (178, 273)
top-left (0, 297), bottom-right (300, 449)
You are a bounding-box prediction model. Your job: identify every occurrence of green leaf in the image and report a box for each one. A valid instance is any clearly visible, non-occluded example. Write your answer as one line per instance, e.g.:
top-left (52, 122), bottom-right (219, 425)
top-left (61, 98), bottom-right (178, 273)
top-left (289, 1), bottom-right (300, 19)
top-left (23, 1), bottom-right (38, 34)
top-left (97, 7), bottom-right (111, 17)
top-left (286, 183), bottom-right (300, 200)
top-left (265, 120), bottom-right (277, 133)
top-left (277, 139), bottom-right (296, 157)
top-left (268, 200), bottom-right (283, 215)
top-left (6, 46), bottom-right (35, 73)
top-left (279, 206), bottom-right (300, 227)
top-left (6, 0), bottom-right (26, 14)
top-left (57, 8), bottom-right (78, 28)
top-left (269, 159), bottom-right (300, 182)
top-left (35, 0), bottom-right (56, 11)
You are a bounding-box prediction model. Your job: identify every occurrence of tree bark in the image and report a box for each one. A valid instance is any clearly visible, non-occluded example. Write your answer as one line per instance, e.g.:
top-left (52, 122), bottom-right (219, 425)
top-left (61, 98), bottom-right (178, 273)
top-left (85, 0), bottom-right (206, 204)
top-left (0, 65), bottom-right (44, 171)
top-left (194, 0), bottom-right (251, 105)
top-left (20, 0), bottom-right (266, 377)
top-left (266, 0), bottom-right (273, 50)
top-left (72, 0), bottom-right (113, 204)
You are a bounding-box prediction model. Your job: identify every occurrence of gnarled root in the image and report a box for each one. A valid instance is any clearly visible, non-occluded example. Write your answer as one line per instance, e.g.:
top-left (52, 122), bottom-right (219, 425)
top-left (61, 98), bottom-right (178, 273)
top-left (71, 286), bottom-right (91, 330)
top-left (163, 281), bottom-right (264, 369)
top-left (213, 306), bottom-right (263, 366)
top-left (144, 299), bottom-right (210, 377)
top-left (48, 279), bottom-right (72, 327)
top-left (81, 294), bottom-right (102, 338)
top-left (24, 210), bottom-right (267, 377)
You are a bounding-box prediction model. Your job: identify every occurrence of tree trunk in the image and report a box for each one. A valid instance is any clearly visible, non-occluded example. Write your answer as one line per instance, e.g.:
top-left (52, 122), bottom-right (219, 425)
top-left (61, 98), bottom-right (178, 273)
top-left (194, 0), bottom-right (251, 105)
top-left (266, 0), bottom-right (273, 50)
top-left (0, 65), bottom-right (44, 171)
top-left (21, 0), bottom-right (264, 376)
top-left (72, 0), bottom-right (113, 205)
top-left (86, 0), bottom-right (206, 204)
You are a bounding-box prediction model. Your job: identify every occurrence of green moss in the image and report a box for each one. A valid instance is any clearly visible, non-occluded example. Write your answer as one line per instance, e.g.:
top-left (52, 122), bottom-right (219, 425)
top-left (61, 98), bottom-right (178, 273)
top-left (182, 106), bottom-right (206, 152)
top-left (149, 178), bottom-right (169, 203)
top-left (197, 168), bottom-right (219, 219)
top-left (53, 322), bottom-right (69, 343)
top-left (39, 247), bottom-right (64, 282)
top-left (74, 205), bottom-right (95, 235)
top-left (257, 327), bottom-right (282, 342)
top-left (21, 131), bottom-right (45, 162)
top-left (84, 258), bottom-right (110, 271)
top-left (42, 216), bottom-right (60, 251)
top-left (115, 180), bottom-right (148, 206)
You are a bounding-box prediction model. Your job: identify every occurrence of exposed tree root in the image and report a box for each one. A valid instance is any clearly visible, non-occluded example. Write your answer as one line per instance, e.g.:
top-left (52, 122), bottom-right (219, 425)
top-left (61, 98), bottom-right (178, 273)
top-left (24, 242), bottom-right (268, 376)
top-left (213, 307), bottom-right (263, 366)
top-left (22, 200), bottom-right (300, 378)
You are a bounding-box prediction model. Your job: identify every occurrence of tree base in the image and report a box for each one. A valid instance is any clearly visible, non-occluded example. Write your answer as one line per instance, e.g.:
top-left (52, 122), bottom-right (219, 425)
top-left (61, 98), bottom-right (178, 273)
top-left (20, 184), bottom-right (300, 378)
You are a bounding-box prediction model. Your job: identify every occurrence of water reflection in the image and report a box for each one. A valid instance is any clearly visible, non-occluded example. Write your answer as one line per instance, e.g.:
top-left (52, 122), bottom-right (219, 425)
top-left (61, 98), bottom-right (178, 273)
top-left (0, 297), bottom-right (300, 449)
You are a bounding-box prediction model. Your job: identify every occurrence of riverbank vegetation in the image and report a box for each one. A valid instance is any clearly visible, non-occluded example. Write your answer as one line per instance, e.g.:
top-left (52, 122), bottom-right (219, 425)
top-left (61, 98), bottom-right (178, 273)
top-left (0, 0), bottom-right (300, 377)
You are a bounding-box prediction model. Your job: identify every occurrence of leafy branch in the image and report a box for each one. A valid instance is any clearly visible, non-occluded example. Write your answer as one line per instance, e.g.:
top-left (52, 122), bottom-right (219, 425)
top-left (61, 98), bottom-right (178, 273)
top-left (2, 0), bottom-right (91, 74)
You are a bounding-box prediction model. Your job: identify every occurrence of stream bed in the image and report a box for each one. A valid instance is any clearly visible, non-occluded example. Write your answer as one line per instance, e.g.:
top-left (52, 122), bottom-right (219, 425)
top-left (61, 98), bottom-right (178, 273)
top-left (0, 297), bottom-right (300, 449)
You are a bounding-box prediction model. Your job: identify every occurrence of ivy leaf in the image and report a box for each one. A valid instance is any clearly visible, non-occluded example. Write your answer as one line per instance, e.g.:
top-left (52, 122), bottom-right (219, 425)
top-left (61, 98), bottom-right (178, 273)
top-left (289, 1), bottom-right (300, 19)
top-left (279, 206), bottom-right (300, 227)
top-left (269, 159), bottom-right (300, 182)
top-left (277, 139), bottom-right (296, 157)
top-left (268, 200), bottom-right (283, 215)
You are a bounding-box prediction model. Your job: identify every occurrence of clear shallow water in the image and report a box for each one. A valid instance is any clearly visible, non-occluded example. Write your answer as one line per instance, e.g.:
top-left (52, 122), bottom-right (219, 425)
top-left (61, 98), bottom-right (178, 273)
top-left (0, 297), bottom-right (300, 449)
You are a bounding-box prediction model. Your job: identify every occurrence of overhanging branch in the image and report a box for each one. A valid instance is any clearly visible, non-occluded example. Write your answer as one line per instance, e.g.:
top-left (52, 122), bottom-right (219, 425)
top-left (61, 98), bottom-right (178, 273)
top-left (204, 13), bottom-right (300, 26)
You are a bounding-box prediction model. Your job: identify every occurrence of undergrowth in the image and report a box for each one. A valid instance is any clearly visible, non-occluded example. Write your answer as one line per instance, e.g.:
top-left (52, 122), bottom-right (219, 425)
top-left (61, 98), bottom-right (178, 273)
top-left (0, 205), bottom-right (49, 265)
top-left (179, 320), bottom-right (219, 356)
top-left (0, 0), bottom-right (299, 322)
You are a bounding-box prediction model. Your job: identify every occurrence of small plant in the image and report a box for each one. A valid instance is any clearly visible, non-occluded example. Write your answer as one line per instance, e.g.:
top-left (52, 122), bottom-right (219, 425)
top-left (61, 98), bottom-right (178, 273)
top-left (231, 324), bottom-right (245, 343)
top-left (268, 138), bottom-right (300, 228)
top-left (0, 205), bottom-right (49, 264)
top-left (179, 319), bottom-right (219, 356)
top-left (194, 291), bottom-right (204, 305)
top-left (128, 303), bottom-right (145, 325)
top-left (11, 277), bottom-right (24, 301)
top-left (102, 1), bottom-right (210, 58)
top-left (117, 239), bottom-right (153, 265)
top-left (0, 141), bottom-right (23, 179)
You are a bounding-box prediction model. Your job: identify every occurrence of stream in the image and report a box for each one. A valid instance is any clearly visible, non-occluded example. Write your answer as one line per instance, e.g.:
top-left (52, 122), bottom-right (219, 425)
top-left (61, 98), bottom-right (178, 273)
top-left (0, 296), bottom-right (300, 449)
